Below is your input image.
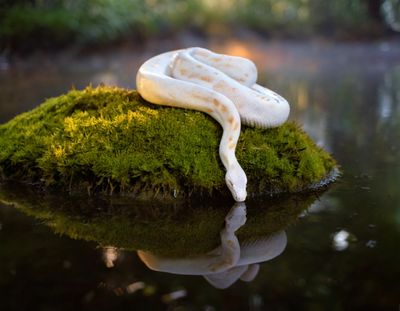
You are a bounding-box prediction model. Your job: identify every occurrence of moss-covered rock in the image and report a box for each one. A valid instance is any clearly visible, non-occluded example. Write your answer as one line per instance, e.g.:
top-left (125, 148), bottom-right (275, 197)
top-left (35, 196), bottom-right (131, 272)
top-left (0, 86), bottom-right (337, 198)
top-left (0, 182), bottom-right (319, 257)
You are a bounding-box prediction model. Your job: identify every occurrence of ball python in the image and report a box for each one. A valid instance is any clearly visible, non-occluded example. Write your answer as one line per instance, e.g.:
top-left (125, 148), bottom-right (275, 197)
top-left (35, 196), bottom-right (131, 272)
top-left (138, 202), bottom-right (287, 289)
top-left (136, 47), bottom-right (290, 201)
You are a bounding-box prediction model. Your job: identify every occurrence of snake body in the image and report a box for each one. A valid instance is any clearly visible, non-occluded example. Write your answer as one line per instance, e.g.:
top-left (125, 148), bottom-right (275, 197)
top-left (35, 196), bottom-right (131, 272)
top-left (138, 202), bottom-right (287, 289)
top-left (136, 47), bottom-right (290, 201)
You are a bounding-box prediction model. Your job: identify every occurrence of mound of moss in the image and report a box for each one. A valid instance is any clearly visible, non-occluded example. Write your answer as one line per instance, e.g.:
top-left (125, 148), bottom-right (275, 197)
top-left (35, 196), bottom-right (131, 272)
top-left (0, 86), bottom-right (337, 198)
top-left (0, 182), bottom-right (318, 257)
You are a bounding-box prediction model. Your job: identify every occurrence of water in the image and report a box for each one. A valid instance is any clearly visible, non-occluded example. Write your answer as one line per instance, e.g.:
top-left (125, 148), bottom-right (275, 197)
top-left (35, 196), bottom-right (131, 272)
top-left (1, 37), bottom-right (400, 310)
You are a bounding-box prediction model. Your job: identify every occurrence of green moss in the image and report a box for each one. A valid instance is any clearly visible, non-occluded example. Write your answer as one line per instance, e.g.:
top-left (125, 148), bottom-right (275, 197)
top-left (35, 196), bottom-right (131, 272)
top-left (0, 182), bottom-right (318, 257)
top-left (0, 86), bottom-right (337, 198)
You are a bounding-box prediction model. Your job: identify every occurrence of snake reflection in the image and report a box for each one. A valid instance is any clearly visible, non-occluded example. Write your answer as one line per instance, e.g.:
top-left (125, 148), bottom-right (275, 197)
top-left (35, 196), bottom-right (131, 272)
top-left (138, 202), bottom-right (287, 289)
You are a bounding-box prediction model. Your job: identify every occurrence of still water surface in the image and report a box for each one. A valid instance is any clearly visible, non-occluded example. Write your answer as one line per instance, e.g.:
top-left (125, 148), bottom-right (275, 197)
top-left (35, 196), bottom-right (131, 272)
top-left (1, 37), bottom-right (400, 310)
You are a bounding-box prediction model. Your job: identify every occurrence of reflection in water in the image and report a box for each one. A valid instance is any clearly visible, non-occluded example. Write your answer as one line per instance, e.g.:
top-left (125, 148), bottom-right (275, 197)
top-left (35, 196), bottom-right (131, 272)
top-left (1, 40), bottom-right (400, 309)
top-left (0, 181), bottom-right (311, 297)
top-left (138, 202), bottom-right (287, 289)
top-left (103, 247), bottom-right (119, 268)
top-left (332, 230), bottom-right (350, 251)
top-left (161, 290), bottom-right (187, 304)
top-left (126, 282), bottom-right (145, 294)
top-left (378, 66), bottom-right (400, 124)
top-left (0, 181), bottom-right (313, 258)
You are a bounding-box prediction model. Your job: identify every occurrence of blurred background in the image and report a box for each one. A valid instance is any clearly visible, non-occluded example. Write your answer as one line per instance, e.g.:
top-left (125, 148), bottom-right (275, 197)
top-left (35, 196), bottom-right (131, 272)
top-left (1, 0), bottom-right (399, 123)
top-left (1, 1), bottom-right (400, 310)
top-left (1, 0), bottom-right (400, 53)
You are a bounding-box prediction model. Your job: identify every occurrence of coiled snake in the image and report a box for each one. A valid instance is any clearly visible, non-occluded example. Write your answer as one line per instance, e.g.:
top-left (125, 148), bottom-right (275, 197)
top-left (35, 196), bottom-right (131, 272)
top-left (136, 47), bottom-right (290, 201)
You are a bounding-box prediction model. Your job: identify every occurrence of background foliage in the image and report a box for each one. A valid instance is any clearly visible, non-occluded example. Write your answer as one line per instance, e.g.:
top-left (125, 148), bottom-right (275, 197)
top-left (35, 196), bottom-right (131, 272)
top-left (0, 0), bottom-right (395, 51)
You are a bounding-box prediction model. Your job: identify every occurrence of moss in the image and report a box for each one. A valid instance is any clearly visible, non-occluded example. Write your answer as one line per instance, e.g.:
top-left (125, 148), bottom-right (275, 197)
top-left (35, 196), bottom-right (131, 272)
top-left (0, 86), bottom-right (337, 198)
top-left (0, 182), bottom-right (319, 257)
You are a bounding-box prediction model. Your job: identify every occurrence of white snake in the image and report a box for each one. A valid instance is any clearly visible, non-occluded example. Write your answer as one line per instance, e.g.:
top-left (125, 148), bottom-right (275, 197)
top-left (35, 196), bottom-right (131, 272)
top-left (136, 47), bottom-right (290, 201)
top-left (138, 202), bottom-right (287, 289)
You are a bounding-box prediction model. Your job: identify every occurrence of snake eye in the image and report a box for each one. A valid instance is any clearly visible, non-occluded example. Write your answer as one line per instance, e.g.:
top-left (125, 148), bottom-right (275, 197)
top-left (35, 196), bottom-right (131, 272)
top-left (227, 180), bottom-right (234, 188)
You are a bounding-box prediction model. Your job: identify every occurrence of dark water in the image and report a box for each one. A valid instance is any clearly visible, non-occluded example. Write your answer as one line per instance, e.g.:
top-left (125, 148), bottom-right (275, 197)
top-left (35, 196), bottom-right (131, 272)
top-left (1, 37), bottom-right (400, 310)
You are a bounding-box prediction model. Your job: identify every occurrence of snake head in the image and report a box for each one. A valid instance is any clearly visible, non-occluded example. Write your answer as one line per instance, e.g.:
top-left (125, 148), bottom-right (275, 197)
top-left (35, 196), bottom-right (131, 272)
top-left (225, 168), bottom-right (247, 202)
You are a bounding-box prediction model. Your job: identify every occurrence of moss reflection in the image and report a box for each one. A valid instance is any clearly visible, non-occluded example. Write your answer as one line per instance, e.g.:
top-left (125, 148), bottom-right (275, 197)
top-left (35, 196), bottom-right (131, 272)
top-left (139, 203), bottom-right (288, 289)
top-left (0, 182), bottom-right (322, 258)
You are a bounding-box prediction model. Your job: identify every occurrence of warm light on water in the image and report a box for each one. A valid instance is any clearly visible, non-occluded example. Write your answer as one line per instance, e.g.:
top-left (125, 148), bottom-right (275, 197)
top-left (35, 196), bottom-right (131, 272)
top-left (1, 37), bottom-right (400, 309)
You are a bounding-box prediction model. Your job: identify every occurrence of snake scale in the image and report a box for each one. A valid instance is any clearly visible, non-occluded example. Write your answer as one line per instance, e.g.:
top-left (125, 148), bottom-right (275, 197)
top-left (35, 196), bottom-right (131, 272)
top-left (136, 47), bottom-right (290, 201)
